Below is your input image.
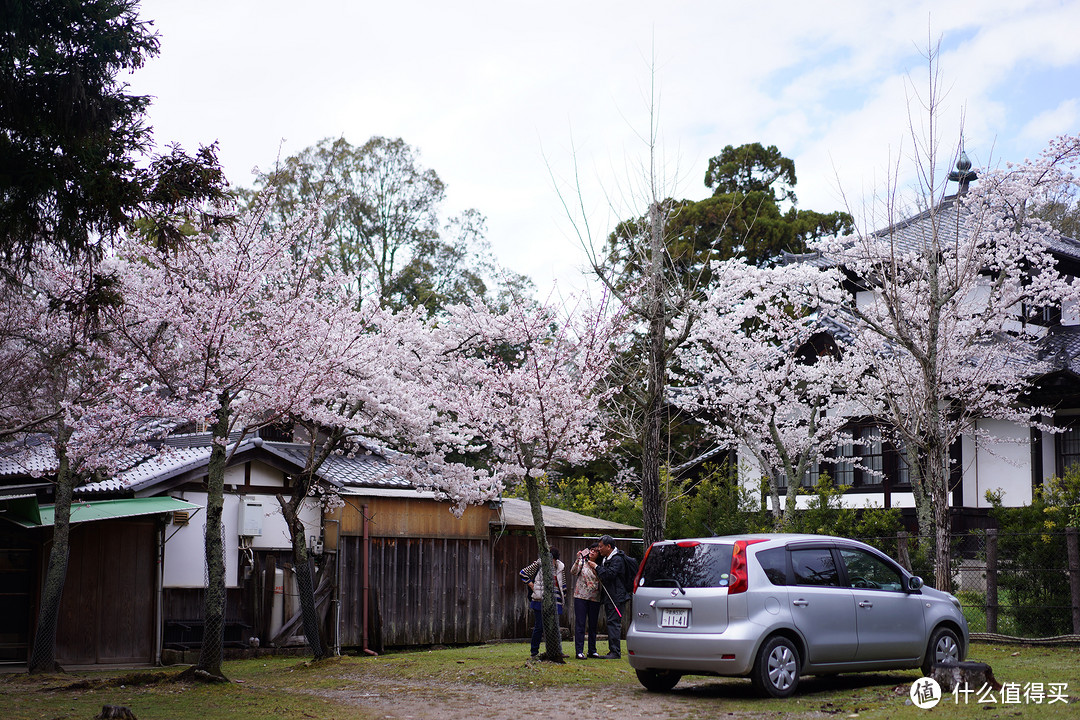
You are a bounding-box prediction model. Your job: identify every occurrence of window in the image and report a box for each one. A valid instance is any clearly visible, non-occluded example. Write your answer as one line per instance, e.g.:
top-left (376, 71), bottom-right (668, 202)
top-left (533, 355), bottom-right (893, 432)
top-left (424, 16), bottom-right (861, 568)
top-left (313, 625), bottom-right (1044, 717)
top-left (790, 548), bottom-right (839, 587)
top-left (756, 547), bottom-right (787, 586)
top-left (1059, 424), bottom-right (1080, 474)
top-left (858, 427), bottom-right (883, 487)
top-left (839, 548), bottom-right (904, 592)
top-left (895, 443), bottom-right (911, 486)
top-left (639, 543), bottom-right (734, 589)
top-left (832, 439), bottom-right (855, 486)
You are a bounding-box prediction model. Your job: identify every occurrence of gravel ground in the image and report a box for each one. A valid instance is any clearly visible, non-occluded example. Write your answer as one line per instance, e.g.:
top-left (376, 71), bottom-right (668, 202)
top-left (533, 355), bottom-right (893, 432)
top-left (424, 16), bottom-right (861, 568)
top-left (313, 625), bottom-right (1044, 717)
top-left (314, 671), bottom-right (844, 720)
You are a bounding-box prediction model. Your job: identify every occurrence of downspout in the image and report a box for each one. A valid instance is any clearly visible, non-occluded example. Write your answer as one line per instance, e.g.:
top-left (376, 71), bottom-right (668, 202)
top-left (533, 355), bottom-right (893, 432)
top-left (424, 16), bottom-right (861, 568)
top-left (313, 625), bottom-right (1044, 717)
top-left (330, 512), bottom-right (341, 657)
top-left (155, 518), bottom-right (165, 665)
top-left (361, 503), bottom-right (377, 656)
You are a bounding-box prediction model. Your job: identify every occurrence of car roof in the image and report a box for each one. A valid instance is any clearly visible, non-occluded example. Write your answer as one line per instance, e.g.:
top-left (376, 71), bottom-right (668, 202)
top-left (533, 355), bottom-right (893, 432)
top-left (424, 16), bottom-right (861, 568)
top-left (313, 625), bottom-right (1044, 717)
top-left (658, 533), bottom-right (844, 543)
top-left (654, 533), bottom-right (880, 550)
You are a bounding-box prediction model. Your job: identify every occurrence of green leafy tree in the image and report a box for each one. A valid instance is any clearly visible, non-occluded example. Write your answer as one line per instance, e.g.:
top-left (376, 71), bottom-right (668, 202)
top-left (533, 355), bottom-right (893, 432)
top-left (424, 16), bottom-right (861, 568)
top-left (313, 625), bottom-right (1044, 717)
top-left (1, 0), bottom-right (228, 675)
top-left (664, 464), bottom-right (771, 539)
top-left (0, 0), bottom-right (227, 267)
top-left (668, 142), bottom-right (853, 271)
top-left (254, 136), bottom-right (530, 312)
top-left (1035, 195), bottom-right (1080, 240)
top-left (594, 143), bottom-right (851, 546)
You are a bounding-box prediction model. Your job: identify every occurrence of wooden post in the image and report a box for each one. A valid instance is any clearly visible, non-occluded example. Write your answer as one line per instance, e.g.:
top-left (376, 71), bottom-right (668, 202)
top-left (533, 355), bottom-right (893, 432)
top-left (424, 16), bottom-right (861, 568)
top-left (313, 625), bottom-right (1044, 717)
top-left (985, 529), bottom-right (998, 635)
top-left (1066, 527), bottom-right (1080, 636)
top-left (897, 531), bottom-right (911, 572)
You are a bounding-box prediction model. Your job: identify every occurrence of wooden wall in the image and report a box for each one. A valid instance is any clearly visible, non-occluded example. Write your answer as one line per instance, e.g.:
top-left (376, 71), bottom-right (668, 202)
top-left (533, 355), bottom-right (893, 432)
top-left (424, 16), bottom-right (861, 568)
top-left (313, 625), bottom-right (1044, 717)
top-left (338, 536), bottom-right (492, 648)
top-left (336, 531), bottom-right (634, 650)
top-left (328, 496), bottom-right (492, 545)
top-left (56, 520), bottom-right (156, 665)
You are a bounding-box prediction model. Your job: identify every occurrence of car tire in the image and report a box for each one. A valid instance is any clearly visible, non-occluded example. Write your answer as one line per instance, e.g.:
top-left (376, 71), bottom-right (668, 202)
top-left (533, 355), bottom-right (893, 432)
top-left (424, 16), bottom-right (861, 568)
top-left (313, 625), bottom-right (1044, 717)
top-left (751, 635), bottom-right (801, 698)
top-left (921, 626), bottom-right (962, 676)
top-left (635, 668), bottom-right (682, 692)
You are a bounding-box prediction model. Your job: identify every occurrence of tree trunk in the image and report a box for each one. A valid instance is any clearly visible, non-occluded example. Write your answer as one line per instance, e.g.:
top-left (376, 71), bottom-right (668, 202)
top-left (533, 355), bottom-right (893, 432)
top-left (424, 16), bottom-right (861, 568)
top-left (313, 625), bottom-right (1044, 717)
top-left (932, 462), bottom-right (952, 592)
top-left (28, 426), bottom-right (73, 674)
top-left (278, 493), bottom-right (325, 659)
top-left (195, 395), bottom-right (231, 681)
top-left (524, 475), bottom-right (563, 662)
top-left (640, 200), bottom-right (667, 548)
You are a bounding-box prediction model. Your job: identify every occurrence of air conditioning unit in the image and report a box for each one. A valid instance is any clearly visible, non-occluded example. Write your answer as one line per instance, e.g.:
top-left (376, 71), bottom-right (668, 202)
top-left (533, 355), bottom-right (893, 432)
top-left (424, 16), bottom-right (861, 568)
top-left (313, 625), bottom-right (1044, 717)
top-left (238, 499), bottom-right (263, 537)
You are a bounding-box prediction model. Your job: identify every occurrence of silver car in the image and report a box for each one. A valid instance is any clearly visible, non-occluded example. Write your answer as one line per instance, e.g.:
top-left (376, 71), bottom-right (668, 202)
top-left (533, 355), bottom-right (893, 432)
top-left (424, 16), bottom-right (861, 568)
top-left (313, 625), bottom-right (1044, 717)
top-left (626, 534), bottom-right (968, 697)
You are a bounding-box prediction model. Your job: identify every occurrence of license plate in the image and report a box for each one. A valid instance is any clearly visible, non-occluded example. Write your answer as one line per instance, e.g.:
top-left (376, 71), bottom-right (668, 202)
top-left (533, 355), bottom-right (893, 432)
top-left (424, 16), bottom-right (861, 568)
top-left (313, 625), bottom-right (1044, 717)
top-left (660, 608), bottom-right (689, 628)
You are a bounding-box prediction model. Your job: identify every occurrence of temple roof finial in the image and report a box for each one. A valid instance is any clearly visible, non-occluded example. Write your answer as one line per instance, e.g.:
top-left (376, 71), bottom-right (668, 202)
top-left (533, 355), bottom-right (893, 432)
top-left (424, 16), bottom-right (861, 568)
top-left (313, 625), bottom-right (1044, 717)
top-left (948, 148), bottom-right (978, 194)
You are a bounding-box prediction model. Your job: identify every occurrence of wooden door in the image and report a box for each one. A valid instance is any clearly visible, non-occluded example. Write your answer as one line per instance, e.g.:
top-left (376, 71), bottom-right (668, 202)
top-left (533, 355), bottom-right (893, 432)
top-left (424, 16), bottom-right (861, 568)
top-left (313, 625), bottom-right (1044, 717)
top-left (55, 519), bottom-right (157, 665)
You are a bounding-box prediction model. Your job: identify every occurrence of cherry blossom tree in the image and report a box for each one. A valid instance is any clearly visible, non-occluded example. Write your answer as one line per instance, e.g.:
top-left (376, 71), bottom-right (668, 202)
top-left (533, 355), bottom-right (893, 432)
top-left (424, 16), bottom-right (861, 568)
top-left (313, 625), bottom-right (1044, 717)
top-left (674, 259), bottom-right (869, 530)
top-left (818, 124), bottom-right (1080, 588)
top-left (438, 294), bottom-right (624, 661)
top-left (274, 303), bottom-right (495, 659)
top-left (108, 195), bottom-right (362, 679)
top-left (1, 253), bottom-right (163, 673)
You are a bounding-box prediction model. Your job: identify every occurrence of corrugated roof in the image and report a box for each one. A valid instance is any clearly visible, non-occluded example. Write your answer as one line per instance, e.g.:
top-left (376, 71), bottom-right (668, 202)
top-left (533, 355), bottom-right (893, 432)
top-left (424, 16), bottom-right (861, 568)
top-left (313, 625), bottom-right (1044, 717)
top-left (6, 496), bottom-right (202, 528)
top-left (494, 498), bottom-right (640, 534)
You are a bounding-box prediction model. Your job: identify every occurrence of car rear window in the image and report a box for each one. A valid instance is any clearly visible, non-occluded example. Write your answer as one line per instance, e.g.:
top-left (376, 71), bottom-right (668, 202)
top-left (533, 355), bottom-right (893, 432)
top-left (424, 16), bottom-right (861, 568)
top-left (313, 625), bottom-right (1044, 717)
top-left (639, 543), bottom-right (734, 589)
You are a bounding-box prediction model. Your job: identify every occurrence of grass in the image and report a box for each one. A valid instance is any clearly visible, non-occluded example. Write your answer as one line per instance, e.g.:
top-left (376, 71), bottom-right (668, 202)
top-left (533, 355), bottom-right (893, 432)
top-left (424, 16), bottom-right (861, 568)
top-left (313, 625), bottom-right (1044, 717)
top-left (2, 641), bottom-right (1077, 720)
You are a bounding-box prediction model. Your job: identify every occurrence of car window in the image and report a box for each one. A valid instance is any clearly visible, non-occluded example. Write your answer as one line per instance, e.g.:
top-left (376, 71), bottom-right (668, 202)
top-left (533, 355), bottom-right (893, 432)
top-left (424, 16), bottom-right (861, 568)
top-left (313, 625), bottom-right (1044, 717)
top-left (839, 548), bottom-right (904, 591)
top-left (639, 543), bottom-right (734, 589)
top-left (756, 547), bottom-right (787, 585)
top-left (790, 548), bottom-right (839, 586)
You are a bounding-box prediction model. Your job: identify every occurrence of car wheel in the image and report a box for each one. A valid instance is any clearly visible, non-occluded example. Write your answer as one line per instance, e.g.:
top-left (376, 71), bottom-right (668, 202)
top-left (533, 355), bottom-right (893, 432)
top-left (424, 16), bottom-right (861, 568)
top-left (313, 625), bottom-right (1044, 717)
top-left (921, 626), bottom-right (962, 675)
top-left (635, 669), bottom-right (682, 692)
top-left (751, 635), bottom-right (801, 698)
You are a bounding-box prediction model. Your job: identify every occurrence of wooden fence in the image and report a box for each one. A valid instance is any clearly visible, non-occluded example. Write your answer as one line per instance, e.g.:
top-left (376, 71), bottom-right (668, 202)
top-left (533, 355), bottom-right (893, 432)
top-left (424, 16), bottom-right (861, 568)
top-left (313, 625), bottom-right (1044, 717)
top-left (336, 532), bottom-right (637, 650)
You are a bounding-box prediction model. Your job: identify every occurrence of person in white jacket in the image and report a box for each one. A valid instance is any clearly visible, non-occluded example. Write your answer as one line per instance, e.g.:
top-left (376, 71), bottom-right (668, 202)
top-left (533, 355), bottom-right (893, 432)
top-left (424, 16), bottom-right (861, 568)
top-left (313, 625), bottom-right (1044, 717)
top-left (519, 548), bottom-right (566, 658)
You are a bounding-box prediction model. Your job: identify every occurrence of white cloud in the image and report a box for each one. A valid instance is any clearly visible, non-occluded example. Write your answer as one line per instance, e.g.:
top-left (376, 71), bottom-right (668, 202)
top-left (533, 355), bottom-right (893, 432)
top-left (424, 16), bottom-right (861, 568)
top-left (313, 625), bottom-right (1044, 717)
top-left (1019, 100), bottom-right (1080, 147)
top-left (128, 0), bottom-right (1080, 292)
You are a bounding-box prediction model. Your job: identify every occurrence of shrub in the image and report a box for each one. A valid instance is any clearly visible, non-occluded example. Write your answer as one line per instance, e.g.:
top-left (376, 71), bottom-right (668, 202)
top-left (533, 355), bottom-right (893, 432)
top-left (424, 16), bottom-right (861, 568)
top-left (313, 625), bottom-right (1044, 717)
top-left (985, 468), bottom-right (1080, 637)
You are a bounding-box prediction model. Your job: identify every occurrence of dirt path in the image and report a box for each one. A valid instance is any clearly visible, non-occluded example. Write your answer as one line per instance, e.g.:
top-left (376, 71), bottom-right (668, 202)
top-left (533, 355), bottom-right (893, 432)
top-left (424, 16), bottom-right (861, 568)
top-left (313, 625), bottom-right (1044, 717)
top-left (316, 674), bottom-right (839, 720)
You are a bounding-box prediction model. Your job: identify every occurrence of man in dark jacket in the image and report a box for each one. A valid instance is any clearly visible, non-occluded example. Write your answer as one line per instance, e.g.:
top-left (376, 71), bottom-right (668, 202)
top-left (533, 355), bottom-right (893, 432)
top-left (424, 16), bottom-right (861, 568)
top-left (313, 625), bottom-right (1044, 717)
top-left (589, 534), bottom-right (629, 659)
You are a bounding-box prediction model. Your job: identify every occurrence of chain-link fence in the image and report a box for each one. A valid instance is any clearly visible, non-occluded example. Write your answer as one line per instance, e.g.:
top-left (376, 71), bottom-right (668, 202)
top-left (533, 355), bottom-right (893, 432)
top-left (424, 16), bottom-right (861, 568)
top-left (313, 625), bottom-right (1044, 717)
top-left (856, 529), bottom-right (1080, 641)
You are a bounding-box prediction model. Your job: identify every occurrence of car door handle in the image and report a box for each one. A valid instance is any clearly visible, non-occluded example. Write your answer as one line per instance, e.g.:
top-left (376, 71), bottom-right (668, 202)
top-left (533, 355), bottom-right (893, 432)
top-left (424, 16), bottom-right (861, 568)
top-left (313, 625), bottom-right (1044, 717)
top-left (792, 599), bottom-right (809, 607)
top-left (858, 600), bottom-right (873, 608)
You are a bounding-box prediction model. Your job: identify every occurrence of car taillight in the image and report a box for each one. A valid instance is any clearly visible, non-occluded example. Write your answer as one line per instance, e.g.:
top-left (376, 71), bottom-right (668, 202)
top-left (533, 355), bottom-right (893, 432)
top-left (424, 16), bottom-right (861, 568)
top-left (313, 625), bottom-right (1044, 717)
top-left (728, 539), bottom-right (767, 594)
top-left (631, 544), bottom-right (653, 594)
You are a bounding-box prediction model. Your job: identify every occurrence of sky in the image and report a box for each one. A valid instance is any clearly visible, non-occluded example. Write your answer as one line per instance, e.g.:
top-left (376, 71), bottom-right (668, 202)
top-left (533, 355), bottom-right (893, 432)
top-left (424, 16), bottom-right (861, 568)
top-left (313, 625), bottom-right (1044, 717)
top-left (128, 0), bottom-right (1080, 296)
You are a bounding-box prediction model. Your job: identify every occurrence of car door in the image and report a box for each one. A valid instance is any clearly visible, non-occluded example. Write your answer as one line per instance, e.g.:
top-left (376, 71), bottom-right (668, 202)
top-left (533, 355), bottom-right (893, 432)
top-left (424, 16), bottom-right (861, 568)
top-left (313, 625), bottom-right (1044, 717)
top-left (838, 547), bottom-right (925, 662)
top-left (787, 546), bottom-right (858, 665)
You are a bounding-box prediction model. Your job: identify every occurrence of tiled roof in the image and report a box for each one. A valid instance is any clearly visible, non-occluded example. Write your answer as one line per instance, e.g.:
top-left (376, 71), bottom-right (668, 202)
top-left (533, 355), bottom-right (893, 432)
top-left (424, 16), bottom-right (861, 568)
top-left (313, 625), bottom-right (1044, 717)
top-left (1037, 325), bottom-right (1080, 375)
top-left (78, 445), bottom-right (216, 494)
top-left (797, 194), bottom-right (1080, 267)
top-left (0, 434), bottom-right (56, 478)
top-left (260, 442), bottom-right (411, 489)
top-left (8, 431), bottom-right (417, 496)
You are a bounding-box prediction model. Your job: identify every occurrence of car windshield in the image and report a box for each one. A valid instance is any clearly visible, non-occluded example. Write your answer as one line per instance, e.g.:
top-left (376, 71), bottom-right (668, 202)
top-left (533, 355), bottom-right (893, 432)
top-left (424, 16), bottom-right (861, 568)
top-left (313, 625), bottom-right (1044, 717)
top-left (639, 543), bottom-right (734, 589)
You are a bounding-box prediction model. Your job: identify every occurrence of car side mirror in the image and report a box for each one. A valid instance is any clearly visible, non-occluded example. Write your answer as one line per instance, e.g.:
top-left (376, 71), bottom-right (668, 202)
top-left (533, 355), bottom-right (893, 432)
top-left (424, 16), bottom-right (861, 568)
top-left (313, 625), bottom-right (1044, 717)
top-left (907, 576), bottom-right (924, 592)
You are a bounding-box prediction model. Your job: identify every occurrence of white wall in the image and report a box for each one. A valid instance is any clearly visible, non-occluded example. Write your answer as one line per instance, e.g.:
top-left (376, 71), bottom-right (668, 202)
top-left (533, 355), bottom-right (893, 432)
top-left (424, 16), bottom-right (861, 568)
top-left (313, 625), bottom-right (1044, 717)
top-left (1063, 298), bottom-right (1079, 326)
top-left (737, 418), bottom-right (1040, 513)
top-left (162, 461), bottom-right (322, 589)
top-left (964, 419), bottom-right (1033, 508)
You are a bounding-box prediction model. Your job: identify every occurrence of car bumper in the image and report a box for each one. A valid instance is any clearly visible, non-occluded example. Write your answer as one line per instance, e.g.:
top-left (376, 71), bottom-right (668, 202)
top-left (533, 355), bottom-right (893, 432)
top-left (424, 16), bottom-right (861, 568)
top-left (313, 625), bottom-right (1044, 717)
top-left (626, 626), bottom-right (760, 676)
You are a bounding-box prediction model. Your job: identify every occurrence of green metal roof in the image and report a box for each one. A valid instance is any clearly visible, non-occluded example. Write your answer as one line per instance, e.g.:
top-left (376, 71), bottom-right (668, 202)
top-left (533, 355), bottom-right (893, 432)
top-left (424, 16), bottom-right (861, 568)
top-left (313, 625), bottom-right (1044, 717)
top-left (5, 496), bottom-right (201, 528)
